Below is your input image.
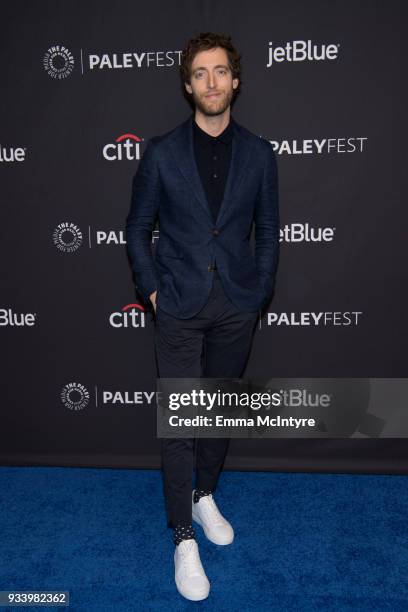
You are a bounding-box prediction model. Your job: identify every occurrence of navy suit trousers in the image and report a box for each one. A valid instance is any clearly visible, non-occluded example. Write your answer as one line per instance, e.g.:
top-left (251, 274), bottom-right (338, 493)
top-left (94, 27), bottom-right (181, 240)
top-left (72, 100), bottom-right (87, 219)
top-left (154, 270), bottom-right (258, 527)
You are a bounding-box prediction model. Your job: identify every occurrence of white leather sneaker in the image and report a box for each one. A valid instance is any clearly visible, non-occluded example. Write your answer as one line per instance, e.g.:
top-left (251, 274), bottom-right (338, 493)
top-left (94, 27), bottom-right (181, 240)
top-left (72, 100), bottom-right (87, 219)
top-left (174, 539), bottom-right (210, 601)
top-left (192, 490), bottom-right (234, 545)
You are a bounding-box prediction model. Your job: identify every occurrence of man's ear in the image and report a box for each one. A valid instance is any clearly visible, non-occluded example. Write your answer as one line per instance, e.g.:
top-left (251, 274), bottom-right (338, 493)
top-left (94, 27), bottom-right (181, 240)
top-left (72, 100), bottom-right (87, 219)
top-left (233, 78), bottom-right (239, 90)
top-left (185, 82), bottom-right (192, 95)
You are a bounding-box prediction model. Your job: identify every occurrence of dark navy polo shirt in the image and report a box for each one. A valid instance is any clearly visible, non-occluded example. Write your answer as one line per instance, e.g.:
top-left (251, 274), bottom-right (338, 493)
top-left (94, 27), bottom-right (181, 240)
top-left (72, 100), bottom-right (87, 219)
top-left (192, 115), bottom-right (233, 224)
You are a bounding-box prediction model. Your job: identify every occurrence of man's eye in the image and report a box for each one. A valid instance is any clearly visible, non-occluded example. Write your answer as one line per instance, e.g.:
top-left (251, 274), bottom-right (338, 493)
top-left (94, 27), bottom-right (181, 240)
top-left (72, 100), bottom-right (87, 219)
top-left (194, 69), bottom-right (227, 78)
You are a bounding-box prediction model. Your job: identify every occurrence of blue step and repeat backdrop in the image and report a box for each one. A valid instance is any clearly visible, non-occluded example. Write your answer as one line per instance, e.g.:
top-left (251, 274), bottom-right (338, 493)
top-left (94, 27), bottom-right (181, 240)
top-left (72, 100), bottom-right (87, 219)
top-left (1, 0), bottom-right (407, 472)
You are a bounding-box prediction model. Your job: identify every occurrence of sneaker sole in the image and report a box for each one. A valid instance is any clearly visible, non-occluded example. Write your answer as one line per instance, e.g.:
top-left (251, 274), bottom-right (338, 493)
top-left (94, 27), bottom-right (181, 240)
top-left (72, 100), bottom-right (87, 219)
top-left (175, 579), bottom-right (210, 601)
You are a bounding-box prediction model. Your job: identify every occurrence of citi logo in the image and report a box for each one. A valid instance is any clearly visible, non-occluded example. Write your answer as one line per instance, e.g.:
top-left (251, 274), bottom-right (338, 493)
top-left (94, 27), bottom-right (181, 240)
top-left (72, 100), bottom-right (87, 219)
top-left (267, 40), bottom-right (339, 66)
top-left (103, 133), bottom-right (143, 161)
top-left (109, 304), bottom-right (146, 328)
top-left (280, 223), bottom-right (335, 243)
top-left (0, 308), bottom-right (36, 327)
top-left (0, 145), bottom-right (26, 162)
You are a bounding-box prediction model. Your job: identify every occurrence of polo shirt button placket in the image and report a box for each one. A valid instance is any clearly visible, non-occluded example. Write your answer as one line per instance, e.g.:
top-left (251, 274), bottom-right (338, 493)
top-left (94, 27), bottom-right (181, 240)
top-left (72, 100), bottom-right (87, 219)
top-left (212, 142), bottom-right (218, 178)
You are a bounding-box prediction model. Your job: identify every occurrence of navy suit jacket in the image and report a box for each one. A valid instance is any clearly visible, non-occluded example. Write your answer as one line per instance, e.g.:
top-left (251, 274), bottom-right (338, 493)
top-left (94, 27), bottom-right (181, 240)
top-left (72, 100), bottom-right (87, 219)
top-left (125, 113), bottom-right (279, 319)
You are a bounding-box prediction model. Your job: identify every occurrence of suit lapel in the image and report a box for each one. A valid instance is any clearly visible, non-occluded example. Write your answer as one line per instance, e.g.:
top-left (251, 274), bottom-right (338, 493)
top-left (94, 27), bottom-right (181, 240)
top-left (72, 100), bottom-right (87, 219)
top-left (169, 114), bottom-right (254, 226)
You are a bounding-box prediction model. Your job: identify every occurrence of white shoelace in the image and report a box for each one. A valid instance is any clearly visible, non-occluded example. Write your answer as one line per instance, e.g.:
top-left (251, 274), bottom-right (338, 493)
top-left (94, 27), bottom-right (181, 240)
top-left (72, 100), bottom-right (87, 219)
top-left (200, 494), bottom-right (225, 525)
top-left (179, 541), bottom-right (204, 577)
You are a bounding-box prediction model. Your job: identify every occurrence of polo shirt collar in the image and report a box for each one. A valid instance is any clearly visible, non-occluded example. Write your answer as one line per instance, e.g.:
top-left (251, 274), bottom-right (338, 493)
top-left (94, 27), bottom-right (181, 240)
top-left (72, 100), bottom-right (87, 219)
top-left (192, 114), bottom-right (233, 145)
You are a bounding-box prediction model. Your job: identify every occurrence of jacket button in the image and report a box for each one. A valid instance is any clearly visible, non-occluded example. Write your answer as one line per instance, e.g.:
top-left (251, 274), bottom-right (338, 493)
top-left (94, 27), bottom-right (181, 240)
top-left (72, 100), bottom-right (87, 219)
top-left (213, 229), bottom-right (219, 236)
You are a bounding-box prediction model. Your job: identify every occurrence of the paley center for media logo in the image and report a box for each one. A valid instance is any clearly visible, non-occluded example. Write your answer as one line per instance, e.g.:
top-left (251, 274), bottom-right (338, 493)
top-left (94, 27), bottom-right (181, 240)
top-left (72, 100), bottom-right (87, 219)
top-left (61, 382), bottom-right (90, 411)
top-left (53, 222), bottom-right (83, 252)
top-left (43, 45), bottom-right (75, 79)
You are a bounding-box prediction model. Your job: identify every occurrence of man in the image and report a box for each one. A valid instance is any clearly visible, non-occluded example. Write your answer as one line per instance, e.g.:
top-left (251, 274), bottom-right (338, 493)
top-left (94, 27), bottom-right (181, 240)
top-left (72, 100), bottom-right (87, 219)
top-left (125, 32), bottom-right (279, 601)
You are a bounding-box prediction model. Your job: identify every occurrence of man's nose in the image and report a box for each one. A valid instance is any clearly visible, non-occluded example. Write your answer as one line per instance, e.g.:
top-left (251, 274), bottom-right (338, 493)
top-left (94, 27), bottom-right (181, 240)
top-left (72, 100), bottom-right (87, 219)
top-left (207, 73), bottom-right (216, 88)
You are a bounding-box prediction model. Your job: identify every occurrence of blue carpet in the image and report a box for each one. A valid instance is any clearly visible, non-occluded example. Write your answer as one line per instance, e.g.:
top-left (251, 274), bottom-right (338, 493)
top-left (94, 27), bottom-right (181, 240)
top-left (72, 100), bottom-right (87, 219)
top-left (0, 467), bottom-right (407, 611)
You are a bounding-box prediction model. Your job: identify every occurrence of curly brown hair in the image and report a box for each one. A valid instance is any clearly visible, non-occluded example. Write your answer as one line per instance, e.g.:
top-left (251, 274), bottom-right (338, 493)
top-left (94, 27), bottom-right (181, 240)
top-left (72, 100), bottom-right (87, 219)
top-left (180, 31), bottom-right (242, 99)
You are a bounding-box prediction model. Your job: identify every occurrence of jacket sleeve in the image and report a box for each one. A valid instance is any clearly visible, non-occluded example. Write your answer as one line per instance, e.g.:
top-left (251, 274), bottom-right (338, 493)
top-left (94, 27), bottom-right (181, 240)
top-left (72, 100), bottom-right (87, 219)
top-left (125, 140), bottom-right (160, 304)
top-left (254, 142), bottom-right (280, 303)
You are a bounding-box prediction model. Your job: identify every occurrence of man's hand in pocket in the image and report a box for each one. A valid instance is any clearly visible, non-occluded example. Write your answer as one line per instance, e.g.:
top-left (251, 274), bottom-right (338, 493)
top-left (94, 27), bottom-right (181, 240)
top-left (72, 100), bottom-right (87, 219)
top-left (150, 290), bottom-right (157, 314)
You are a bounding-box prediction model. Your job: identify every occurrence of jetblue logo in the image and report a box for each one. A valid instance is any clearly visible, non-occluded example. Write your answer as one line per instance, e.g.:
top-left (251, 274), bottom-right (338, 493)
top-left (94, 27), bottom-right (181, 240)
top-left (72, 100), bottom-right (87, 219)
top-left (0, 308), bottom-right (36, 326)
top-left (280, 223), bottom-right (335, 243)
top-left (267, 40), bottom-right (339, 66)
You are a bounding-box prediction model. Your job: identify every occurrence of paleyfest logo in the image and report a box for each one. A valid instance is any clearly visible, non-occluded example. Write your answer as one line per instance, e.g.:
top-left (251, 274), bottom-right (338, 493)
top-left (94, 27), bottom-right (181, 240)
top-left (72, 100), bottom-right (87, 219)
top-left (267, 312), bottom-right (363, 326)
top-left (267, 137), bottom-right (368, 155)
top-left (52, 222), bottom-right (83, 252)
top-left (87, 49), bottom-right (182, 70)
top-left (43, 45), bottom-right (75, 79)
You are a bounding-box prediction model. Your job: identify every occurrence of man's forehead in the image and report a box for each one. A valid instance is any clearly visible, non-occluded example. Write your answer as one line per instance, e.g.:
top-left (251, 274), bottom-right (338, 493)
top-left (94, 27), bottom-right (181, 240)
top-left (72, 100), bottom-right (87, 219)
top-left (191, 48), bottom-right (229, 68)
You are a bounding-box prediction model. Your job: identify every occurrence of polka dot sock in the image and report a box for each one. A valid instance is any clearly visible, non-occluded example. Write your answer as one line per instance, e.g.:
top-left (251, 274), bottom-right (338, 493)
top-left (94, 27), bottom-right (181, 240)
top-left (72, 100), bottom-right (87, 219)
top-left (193, 488), bottom-right (212, 504)
top-left (173, 523), bottom-right (196, 546)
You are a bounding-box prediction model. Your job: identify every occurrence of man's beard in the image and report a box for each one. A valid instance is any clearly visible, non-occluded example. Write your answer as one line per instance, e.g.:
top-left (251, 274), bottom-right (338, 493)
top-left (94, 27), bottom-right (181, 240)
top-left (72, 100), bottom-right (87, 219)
top-left (192, 88), bottom-right (234, 117)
